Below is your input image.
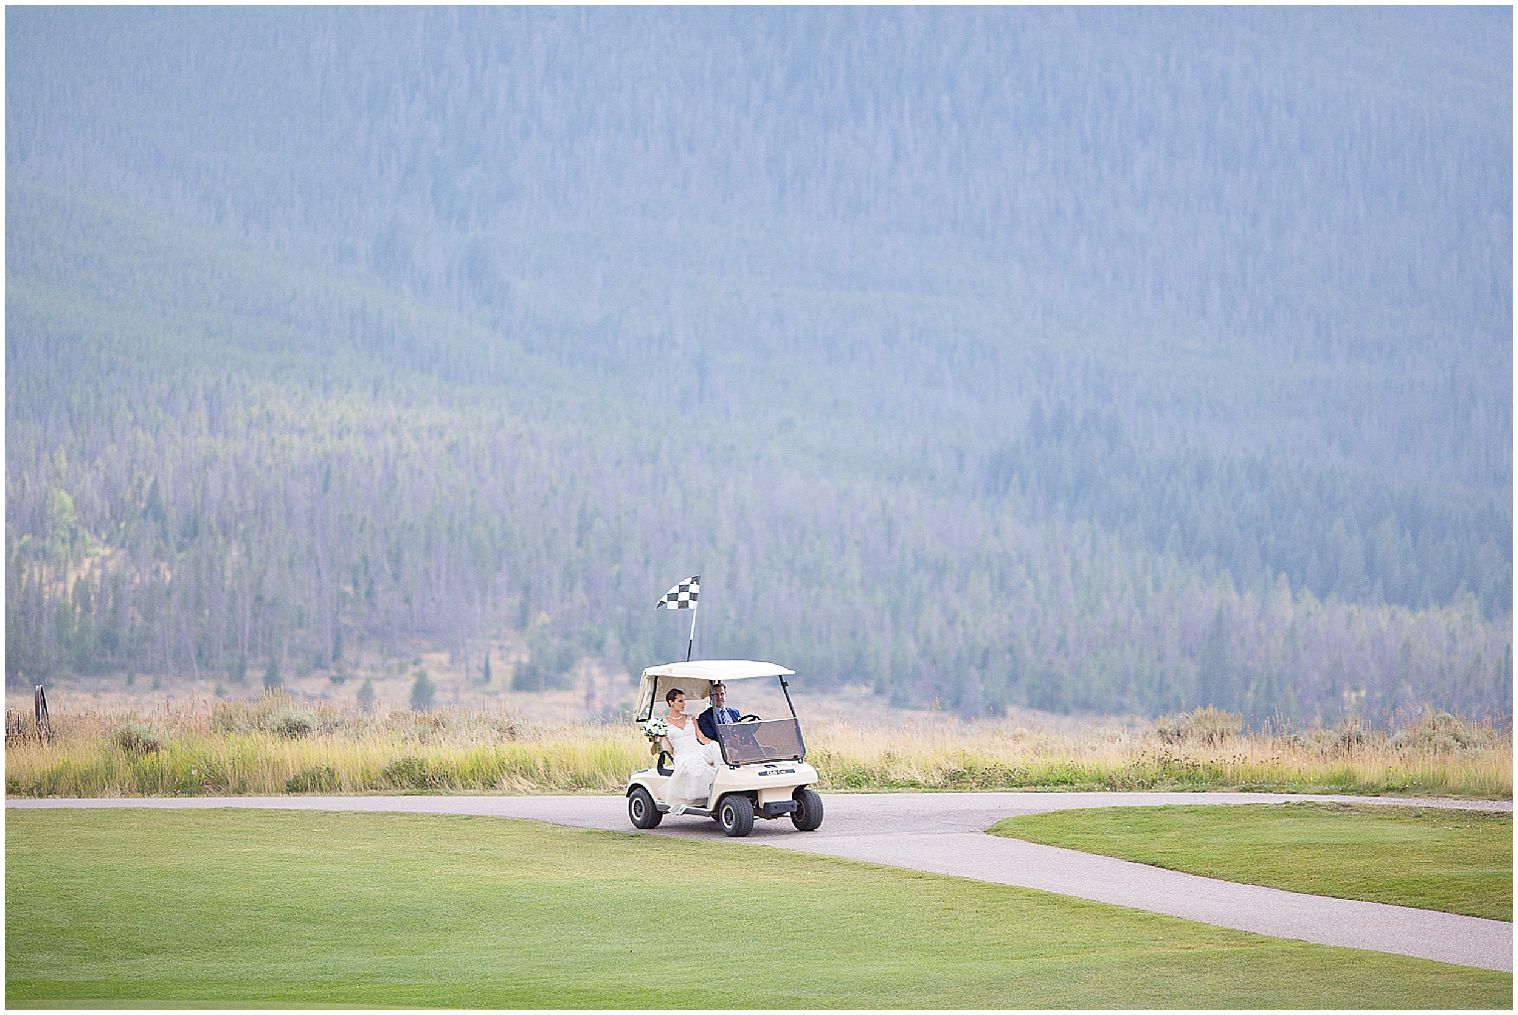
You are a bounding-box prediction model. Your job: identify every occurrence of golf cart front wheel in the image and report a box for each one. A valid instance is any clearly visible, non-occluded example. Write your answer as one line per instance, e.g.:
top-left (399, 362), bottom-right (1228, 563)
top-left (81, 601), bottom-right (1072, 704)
top-left (628, 786), bottom-right (662, 829)
top-left (717, 794), bottom-right (755, 837)
top-left (791, 787), bottom-right (824, 831)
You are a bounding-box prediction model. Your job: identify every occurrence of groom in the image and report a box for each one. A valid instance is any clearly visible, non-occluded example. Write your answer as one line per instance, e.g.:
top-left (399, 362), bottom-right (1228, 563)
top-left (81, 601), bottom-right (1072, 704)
top-left (697, 682), bottom-right (742, 763)
top-left (698, 682), bottom-right (741, 739)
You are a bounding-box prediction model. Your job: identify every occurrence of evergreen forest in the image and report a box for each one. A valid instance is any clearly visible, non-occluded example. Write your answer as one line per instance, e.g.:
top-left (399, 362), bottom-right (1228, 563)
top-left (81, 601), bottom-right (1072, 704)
top-left (5, 7), bottom-right (1512, 722)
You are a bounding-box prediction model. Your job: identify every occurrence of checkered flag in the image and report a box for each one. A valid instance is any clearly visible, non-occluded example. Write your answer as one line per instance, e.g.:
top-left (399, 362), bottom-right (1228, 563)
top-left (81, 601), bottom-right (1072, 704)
top-left (656, 576), bottom-right (700, 610)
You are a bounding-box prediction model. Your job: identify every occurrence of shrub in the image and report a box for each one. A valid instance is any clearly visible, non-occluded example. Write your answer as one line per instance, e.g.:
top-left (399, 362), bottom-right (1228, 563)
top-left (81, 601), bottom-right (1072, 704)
top-left (393, 710), bottom-right (449, 743)
top-left (489, 714), bottom-right (520, 741)
top-left (285, 766), bottom-right (338, 793)
top-left (382, 756), bottom-right (450, 790)
top-left (212, 696), bottom-right (272, 734)
top-left (272, 711), bottom-right (317, 739)
top-left (386, 710), bottom-right (518, 745)
top-left (1336, 718), bottom-right (1366, 749)
top-left (1390, 711), bottom-right (1500, 753)
top-left (1152, 706), bottom-right (1242, 746)
top-left (113, 721), bottom-right (163, 755)
top-left (1291, 724), bottom-right (1351, 754)
top-left (213, 692), bottom-right (331, 737)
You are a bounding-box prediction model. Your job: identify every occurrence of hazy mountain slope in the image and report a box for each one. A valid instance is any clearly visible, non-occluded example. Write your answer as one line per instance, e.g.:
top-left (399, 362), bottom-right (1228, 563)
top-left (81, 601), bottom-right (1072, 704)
top-left (5, 8), bottom-right (1511, 719)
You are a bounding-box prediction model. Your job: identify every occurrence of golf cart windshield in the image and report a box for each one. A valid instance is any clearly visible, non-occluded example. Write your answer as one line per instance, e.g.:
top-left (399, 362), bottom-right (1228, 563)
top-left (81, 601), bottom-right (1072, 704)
top-left (714, 717), bottom-right (805, 765)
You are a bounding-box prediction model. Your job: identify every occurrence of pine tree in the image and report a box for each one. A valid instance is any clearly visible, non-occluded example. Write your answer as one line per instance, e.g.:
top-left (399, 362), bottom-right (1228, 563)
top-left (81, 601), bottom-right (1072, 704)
top-left (410, 671), bottom-right (435, 710)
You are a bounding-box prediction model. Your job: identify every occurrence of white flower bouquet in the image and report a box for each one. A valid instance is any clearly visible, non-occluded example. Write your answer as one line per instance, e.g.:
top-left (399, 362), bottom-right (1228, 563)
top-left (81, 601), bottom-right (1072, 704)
top-left (641, 717), bottom-right (669, 745)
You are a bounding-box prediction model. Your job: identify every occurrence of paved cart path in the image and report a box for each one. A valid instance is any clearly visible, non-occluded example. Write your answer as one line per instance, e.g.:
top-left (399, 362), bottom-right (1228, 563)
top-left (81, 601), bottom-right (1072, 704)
top-left (10, 791), bottom-right (1512, 972)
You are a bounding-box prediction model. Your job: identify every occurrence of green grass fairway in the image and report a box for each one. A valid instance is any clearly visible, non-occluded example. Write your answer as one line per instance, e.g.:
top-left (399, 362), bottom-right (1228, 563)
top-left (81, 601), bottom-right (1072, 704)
top-left (991, 803), bottom-right (1513, 921)
top-left (6, 809), bottom-right (1511, 1008)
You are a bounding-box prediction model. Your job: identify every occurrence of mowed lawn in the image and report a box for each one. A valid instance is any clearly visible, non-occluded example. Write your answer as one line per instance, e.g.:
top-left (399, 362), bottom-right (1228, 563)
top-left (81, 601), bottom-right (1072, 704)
top-left (991, 802), bottom-right (1513, 921)
top-left (5, 809), bottom-right (1511, 1009)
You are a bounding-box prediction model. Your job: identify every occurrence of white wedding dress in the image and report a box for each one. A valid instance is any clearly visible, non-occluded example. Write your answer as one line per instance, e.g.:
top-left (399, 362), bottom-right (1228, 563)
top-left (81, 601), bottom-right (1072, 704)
top-left (665, 716), bottom-right (717, 807)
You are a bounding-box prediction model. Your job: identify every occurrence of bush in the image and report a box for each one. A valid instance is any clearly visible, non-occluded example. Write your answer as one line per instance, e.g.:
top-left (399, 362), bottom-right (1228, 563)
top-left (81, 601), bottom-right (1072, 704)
top-left (213, 694), bottom-right (285, 734)
top-left (1288, 724), bottom-right (1359, 754)
top-left (386, 710), bottom-right (519, 745)
top-left (1152, 706), bottom-right (1242, 746)
top-left (1336, 718), bottom-right (1366, 749)
top-left (392, 710), bottom-right (448, 743)
top-left (382, 756), bottom-right (451, 790)
top-left (1391, 711), bottom-right (1500, 753)
top-left (272, 711), bottom-right (317, 739)
top-left (213, 693), bottom-right (334, 738)
top-left (113, 721), bottom-right (163, 755)
top-left (285, 766), bottom-right (338, 793)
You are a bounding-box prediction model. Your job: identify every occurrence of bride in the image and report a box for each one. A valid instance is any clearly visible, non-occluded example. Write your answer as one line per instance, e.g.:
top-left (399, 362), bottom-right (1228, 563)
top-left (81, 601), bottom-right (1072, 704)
top-left (660, 688), bottom-right (718, 813)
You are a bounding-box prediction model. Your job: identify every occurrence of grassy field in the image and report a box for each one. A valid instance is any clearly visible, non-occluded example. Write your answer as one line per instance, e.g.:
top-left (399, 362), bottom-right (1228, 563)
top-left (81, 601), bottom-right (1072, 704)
top-left (4, 696), bottom-right (1512, 799)
top-left (991, 802), bottom-right (1513, 921)
top-left (5, 808), bottom-right (1512, 1008)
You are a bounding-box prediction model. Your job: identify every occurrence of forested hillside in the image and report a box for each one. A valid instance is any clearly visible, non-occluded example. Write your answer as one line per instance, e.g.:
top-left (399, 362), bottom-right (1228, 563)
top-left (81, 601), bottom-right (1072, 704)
top-left (6, 7), bottom-right (1512, 721)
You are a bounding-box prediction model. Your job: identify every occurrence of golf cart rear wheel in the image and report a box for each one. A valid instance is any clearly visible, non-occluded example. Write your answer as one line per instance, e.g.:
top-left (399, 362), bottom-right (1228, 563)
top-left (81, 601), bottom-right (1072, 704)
top-left (791, 787), bottom-right (824, 831)
top-left (628, 786), bottom-right (662, 829)
top-left (717, 794), bottom-right (755, 837)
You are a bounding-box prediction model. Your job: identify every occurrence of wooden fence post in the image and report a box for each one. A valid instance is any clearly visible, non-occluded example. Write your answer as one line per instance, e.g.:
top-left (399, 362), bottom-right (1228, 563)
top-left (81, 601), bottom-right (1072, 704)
top-left (33, 684), bottom-right (51, 743)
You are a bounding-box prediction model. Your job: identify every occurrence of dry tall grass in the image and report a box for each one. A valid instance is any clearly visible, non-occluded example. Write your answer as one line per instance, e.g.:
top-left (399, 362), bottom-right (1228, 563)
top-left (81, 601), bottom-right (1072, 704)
top-left (4, 695), bottom-right (1510, 799)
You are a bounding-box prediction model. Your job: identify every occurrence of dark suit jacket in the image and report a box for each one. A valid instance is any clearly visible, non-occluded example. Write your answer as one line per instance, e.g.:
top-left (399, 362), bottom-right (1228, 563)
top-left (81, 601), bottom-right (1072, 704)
top-left (697, 705), bottom-right (740, 741)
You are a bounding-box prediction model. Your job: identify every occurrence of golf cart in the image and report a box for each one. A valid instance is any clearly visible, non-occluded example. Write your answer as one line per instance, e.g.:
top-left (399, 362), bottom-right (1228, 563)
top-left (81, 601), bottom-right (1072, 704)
top-left (626, 659), bottom-right (824, 837)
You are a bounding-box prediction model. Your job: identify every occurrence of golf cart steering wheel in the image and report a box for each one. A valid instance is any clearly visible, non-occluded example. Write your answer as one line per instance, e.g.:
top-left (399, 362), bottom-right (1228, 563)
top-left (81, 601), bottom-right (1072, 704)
top-left (737, 713), bottom-right (761, 723)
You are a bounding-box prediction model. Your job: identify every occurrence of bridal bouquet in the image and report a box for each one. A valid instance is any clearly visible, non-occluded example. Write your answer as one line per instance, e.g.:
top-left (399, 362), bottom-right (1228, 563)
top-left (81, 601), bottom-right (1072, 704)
top-left (641, 717), bottom-right (669, 743)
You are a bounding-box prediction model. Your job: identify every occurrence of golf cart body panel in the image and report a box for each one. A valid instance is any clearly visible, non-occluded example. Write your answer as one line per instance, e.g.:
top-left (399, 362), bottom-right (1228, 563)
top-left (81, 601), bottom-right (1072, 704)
top-left (627, 759), bottom-right (820, 814)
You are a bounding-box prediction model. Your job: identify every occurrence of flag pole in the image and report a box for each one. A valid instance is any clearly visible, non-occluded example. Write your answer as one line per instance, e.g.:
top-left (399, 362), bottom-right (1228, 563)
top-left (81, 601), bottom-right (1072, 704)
top-left (658, 575), bottom-right (701, 661)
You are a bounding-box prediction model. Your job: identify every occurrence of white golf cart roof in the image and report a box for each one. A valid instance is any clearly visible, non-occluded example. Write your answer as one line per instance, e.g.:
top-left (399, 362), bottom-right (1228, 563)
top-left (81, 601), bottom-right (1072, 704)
top-left (635, 660), bottom-right (794, 720)
top-left (643, 660), bottom-right (794, 682)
